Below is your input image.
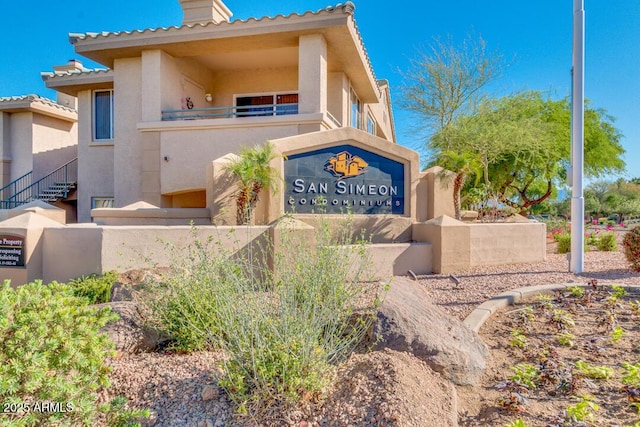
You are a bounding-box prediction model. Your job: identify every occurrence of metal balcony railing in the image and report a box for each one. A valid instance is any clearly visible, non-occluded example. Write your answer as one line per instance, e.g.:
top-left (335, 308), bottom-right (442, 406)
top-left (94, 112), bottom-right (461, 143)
top-left (161, 103), bottom-right (299, 121)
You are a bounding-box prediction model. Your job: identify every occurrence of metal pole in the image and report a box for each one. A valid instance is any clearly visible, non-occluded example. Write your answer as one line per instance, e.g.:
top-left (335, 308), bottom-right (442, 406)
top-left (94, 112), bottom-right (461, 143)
top-left (570, 0), bottom-right (585, 273)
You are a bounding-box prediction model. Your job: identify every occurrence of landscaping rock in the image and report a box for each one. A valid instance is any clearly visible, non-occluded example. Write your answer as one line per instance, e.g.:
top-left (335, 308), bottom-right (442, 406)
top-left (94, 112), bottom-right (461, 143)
top-left (201, 385), bottom-right (220, 401)
top-left (95, 301), bottom-right (167, 353)
top-left (373, 277), bottom-right (489, 385)
top-left (110, 282), bottom-right (135, 302)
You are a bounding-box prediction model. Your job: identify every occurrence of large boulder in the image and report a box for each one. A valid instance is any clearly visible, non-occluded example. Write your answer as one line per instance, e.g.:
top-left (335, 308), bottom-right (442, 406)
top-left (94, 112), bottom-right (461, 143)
top-left (95, 301), bottom-right (167, 353)
top-left (373, 277), bottom-right (489, 385)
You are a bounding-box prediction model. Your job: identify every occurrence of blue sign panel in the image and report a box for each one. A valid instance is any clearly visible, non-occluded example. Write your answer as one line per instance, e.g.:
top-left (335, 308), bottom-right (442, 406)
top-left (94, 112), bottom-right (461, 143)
top-left (284, 145), bottom-right (405, 214)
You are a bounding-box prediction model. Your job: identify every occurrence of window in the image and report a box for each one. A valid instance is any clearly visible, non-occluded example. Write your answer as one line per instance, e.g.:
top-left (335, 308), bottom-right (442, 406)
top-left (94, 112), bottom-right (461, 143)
top-left (350, 89), bottom-right (362, 129)
top-left (367, 114), bottom-right (376, 135)
top-left (235, 93), bottom-right (298, 117)
top-left (91, 197), bottom-right (114, 209)
top-left (93, 90), bottom-right (114, 140)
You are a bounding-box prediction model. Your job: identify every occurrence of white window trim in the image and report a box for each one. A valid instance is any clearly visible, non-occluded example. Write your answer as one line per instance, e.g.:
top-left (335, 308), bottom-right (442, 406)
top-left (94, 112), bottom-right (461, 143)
top-left (367, 112), bottom-right (376, 135)
top-left (92, 89), bottom-right (114, 142)
top-left (350, 87), bottom-right (363, 130)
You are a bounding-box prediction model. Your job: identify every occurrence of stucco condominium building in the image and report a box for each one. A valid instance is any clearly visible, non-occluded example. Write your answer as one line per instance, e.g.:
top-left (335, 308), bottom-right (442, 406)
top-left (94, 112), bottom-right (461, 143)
top-left (42, 0), bottom-right (397, 223)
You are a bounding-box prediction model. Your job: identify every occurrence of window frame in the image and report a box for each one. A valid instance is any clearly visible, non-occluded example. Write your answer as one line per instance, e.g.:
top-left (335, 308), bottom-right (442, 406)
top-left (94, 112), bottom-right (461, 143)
top-left (350, 88), bottom-right (363, 130)
top-left (233, 92), bottom-right (298, 118)
top-left (91, 197), bottom-right (114, 209)
top-left (92, 89), bottom-right (114, 141)
top-left (367, 113), bottom-right (376, 135)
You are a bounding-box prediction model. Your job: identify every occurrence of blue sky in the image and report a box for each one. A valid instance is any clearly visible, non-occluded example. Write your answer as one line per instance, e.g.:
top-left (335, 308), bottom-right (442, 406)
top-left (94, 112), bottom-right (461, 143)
top-left (2, 0), bottom-right (638, 181)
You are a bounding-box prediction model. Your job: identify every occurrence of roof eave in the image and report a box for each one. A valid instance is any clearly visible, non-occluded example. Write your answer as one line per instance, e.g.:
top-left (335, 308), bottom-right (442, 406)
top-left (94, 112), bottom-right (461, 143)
top-left (42, 70), bottom-right (114, 97)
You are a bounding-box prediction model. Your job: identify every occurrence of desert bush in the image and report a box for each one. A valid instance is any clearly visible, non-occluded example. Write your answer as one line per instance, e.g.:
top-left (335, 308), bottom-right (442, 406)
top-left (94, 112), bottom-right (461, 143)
top-left (556, 232), bottom-right (572, 254)
top-left (597, 232), bottom-right (618, 251)
top-left (623, 227), bottom-right (640, 271)
top-left (68, 271), bottom-right (118, 304)
top-left (0, 280), bottom-right (117, 426)
top-left (143, 221), bottom-right (382, 417)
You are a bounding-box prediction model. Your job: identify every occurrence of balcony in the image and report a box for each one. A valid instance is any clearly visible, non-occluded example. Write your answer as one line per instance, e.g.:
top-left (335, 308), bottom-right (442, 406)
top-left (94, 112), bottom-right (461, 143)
top-left (161, 103), bottom-right (299, 121)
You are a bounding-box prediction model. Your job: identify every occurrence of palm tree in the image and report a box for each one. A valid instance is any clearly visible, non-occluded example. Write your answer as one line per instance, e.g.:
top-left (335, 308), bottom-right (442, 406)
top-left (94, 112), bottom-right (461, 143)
top-left (225, 142), bottom-right (280, 225)
top-left (437, 150), bottom-right (483, 220)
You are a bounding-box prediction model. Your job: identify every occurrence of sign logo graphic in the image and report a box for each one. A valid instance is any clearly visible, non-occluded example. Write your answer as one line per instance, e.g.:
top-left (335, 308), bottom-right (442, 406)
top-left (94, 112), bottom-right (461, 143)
top-left (324, 151), bottom-right (368, 179)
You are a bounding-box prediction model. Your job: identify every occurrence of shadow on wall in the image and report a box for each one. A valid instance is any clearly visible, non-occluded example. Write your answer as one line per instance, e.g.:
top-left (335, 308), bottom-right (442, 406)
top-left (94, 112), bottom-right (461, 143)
top-left (292, 214), bottom-right (414, 244)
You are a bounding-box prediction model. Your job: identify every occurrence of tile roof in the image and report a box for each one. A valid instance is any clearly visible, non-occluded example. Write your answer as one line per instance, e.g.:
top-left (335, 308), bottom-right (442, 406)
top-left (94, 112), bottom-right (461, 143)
top-left (41, 68), bottom-right (112, 81)
top-left (65, 2), bottom-right (377, 86)
top-left (0, 94), bottom-right (76, 114)
top-left (69, 2), bottom-right (356, 42)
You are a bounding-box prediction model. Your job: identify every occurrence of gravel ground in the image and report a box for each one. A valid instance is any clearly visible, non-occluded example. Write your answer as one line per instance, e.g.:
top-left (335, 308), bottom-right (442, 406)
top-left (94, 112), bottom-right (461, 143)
top-left (417, 249), bottom-right (640, 321)
top-left (103, 244), bottom-right (640, 426)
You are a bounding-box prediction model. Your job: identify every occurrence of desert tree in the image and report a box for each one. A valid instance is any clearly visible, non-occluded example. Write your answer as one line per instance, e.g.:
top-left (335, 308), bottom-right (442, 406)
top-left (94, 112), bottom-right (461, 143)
top-left (400, 32), bottom-right (504, 139)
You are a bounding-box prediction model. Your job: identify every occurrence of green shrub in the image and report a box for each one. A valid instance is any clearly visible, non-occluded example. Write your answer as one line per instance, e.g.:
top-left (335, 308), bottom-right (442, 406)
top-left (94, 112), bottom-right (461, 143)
top-left (99, 395), bottom-right (150, 427)
top-left (68, 271), bottom-right (118, 304)
top-left (597, 232), bottom-right (617, 251)
top-left (143, 221), bottom-right (382, 417)
top-left (556, 232), bottom-right (571, 254)
top-left (0, 280), bottom-right (117, 426)
top-left (623, 227), bottom-right (640, 271)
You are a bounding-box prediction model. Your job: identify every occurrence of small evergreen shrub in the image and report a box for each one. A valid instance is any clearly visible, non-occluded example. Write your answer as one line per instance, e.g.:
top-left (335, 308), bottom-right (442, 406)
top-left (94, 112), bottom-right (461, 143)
top-left (0, 280), bottom-right (118, 426)
top-left (597, 232), bottom-right (617, 252)
top-left (623, 227), bottom-right (640, 271)
top-left (556, 232), bottom-right (571, 254)
top-left (68, 271), bottom-right (118, 304)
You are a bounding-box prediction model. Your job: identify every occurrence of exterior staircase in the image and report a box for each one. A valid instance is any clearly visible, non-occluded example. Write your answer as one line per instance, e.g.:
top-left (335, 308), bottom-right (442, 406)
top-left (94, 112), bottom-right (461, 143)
top-left (0, 158), bottom-right (77, 209)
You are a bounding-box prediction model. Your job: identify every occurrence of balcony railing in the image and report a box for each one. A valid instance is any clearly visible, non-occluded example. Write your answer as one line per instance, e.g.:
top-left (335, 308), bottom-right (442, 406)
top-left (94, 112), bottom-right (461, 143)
top-left (162, 103), bottom-right (299, 121)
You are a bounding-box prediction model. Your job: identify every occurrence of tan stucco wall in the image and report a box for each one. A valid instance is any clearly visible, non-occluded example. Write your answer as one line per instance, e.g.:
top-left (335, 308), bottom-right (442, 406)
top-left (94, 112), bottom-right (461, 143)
top-left (158, 123), bottom-right (303, 195)
top-left (0, 213), bottom-right (63, 286)
top-left (42, 224), bottom-right (270, 283)
top-left (91, 206), bottom-right (210, 225)
top-left (413, 216), bottom-right (546, 274)
top-left (32, 114), bottom-right (77, 181)
top-left (469, 222), bottom-right (547, 267)
top-left (77, 91), bottom-right (115, 223)
top-left (0, 107), bottom-right (77, 187)
top-left (328, 72), bottom-right (349, 126)
top-left (8, 113), bottom-right (34, 182)
top-left (0, 113), bottom-right (10, 188)
top-left (114, 57), bottom-right (143, 208)
top-left (211, 68), bottom-right (298, 110)
top-left (299, 34), bottom-right (327, 115)
top-left (292, 214), bottom-right (414, 244)
top-left (42, 224), bottom-right (102, 282)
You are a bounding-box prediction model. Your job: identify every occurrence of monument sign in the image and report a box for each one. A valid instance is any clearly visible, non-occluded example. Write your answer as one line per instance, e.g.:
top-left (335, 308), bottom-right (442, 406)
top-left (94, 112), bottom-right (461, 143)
top-left (284, 145), bottom-right (404, 214)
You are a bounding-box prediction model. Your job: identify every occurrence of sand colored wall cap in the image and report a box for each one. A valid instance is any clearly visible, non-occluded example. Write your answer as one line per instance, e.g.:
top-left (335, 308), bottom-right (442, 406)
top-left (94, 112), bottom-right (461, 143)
top-left (7, 200), bottom-right (67, 224)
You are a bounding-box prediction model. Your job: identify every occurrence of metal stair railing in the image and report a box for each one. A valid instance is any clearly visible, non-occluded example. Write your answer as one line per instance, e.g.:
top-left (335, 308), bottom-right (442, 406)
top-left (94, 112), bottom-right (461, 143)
top-left (0, 158), bottom-right (78, 209)
top-left (0, 170), bottom-right (33, 209)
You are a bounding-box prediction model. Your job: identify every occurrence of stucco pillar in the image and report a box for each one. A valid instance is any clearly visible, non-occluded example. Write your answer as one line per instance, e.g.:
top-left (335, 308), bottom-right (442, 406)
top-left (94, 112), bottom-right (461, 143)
top-left (141, 50), bottom-right (163, 122)
top-left (298, 34), bottom-right (327, 115)
top-left (0, 113), bottom-right (10, 188)
top-left (328, 72), bottom-right (349, 127)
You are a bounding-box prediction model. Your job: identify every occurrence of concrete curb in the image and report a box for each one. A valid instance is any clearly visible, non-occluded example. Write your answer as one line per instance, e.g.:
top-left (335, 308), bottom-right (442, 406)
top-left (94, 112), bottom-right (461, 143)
top-left (463, 282), bottom-right (640, 333)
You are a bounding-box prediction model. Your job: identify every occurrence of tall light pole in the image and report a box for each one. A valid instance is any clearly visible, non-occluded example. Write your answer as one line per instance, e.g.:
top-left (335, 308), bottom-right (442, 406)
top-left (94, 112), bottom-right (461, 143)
top-left (570, 0), bottom-right (585, 273)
